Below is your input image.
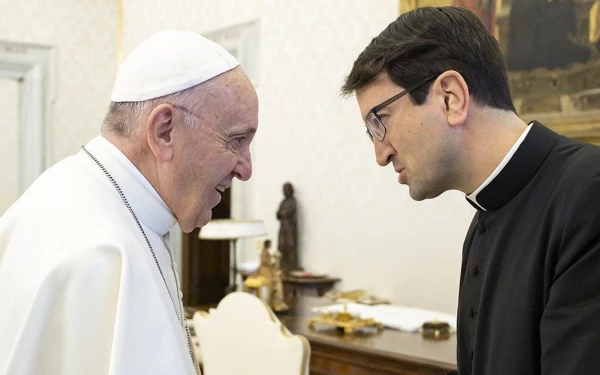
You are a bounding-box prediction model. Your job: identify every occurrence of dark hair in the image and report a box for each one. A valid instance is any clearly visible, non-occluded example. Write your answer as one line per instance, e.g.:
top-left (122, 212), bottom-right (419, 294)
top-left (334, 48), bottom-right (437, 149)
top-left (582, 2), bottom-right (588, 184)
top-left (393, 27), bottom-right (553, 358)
top-left (341, 6), bottom-right (515, 112)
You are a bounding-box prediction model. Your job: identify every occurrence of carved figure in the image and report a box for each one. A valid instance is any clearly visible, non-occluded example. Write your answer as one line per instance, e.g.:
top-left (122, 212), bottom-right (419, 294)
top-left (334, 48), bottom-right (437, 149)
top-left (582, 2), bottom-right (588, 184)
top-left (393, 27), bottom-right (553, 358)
top-left (276, 182), bottom-right (298, 274)
top-left (270, 251), bottom-right (289, 312)
top-left (257, 239), bottom-right (273, 280)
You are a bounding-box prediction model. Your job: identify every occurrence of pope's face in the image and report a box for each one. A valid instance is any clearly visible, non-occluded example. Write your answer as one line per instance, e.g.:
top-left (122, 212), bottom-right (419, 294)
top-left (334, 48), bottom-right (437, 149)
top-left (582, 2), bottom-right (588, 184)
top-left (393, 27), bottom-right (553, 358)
top-left (167, 70), bottom-right (258, 232)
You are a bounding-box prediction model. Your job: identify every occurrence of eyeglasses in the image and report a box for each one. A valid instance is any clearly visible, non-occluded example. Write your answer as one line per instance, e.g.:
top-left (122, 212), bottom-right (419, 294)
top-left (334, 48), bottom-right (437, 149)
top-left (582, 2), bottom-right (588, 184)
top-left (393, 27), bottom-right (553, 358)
top-left (365, 75), bottom-right (437, 142)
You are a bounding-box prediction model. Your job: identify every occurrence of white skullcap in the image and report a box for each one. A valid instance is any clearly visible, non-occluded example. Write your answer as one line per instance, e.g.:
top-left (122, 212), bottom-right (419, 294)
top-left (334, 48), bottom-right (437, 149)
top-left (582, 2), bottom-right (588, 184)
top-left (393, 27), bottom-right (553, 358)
top-left (110, 30), bottom-right (239, 102)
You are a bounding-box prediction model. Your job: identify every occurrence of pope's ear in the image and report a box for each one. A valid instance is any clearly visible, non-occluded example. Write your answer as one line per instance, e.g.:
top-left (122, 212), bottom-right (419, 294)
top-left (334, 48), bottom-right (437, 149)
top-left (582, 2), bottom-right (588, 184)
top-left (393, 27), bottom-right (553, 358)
top-left (146, 104), bottom-right (175, 162)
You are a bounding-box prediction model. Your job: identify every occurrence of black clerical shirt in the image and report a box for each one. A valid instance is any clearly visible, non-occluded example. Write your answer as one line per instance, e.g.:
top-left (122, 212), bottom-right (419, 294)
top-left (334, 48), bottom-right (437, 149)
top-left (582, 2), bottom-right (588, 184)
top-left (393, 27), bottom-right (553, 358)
top-left (455, 122), bottom-right (600, 374)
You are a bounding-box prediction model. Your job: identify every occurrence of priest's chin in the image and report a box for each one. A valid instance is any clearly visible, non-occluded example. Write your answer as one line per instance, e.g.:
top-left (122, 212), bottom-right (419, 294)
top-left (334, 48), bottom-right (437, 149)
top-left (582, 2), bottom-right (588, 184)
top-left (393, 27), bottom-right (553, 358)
top-left (407, 185), bottom-right (445, 201)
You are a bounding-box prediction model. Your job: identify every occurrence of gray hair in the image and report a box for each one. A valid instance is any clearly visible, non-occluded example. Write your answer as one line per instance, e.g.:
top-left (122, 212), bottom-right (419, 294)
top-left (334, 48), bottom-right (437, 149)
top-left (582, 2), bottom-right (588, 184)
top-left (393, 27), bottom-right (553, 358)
top-left (101, 78), bottom-right (218, 137)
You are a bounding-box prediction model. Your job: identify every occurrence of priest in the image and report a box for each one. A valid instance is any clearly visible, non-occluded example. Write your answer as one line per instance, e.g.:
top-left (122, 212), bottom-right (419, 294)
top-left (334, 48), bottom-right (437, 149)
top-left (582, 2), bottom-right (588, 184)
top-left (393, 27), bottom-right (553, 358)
top-left (0, 30), bottom-right (258, 375)
top-left (341, 6), bottom-right (600, 375)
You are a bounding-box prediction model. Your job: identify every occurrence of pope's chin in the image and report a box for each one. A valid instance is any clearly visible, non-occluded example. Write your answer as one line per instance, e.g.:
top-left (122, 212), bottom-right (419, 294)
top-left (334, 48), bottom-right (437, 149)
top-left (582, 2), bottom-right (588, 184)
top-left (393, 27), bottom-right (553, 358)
top-left (177, 209), bottom-right (212, 233)
top-left (195, 210), bottom-right (213, 231)
top-left (179, 221), bottom-right (196, 234)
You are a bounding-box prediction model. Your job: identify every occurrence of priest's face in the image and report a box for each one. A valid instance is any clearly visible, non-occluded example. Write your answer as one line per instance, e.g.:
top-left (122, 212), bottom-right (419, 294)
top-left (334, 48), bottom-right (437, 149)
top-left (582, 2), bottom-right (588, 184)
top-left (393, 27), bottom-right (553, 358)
top-left (167, 70), bottom-right (258, 232)
top-left (355, 74), bottom-right (460, 200)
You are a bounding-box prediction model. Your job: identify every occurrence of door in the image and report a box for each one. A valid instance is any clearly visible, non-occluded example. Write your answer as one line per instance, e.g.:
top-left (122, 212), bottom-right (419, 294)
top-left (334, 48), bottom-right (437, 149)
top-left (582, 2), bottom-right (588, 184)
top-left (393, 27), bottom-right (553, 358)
top-left (182, 189), bottom-right (231, 306)
top-left (0, 76), bottom-right (20, 215)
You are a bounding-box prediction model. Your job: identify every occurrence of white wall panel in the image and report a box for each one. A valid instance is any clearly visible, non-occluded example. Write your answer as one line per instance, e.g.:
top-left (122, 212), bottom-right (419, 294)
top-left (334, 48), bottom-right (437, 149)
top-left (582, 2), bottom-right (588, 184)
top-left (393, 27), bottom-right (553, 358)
top-left (122, 0), bottom-right (474, 313)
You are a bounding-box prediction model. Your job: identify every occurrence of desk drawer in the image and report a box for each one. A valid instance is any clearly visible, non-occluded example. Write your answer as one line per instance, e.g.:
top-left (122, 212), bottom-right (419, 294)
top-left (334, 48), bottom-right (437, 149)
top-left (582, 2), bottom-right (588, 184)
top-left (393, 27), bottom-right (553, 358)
top-left (310, 342), bottom-right (451, 375)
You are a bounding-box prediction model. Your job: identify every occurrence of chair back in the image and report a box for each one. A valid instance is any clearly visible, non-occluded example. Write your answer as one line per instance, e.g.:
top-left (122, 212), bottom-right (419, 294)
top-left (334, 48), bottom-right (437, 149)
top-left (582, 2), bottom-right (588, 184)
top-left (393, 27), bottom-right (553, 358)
top-left (193, 291), bottom-right (310, 375)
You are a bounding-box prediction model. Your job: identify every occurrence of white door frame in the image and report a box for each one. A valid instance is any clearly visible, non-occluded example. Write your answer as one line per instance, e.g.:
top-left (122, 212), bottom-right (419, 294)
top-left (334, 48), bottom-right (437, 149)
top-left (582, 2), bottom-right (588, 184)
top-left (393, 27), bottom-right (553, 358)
top-left (204, 19), bottom-right (260, 221)
top-left (0, 40), bottom-right (55, 193)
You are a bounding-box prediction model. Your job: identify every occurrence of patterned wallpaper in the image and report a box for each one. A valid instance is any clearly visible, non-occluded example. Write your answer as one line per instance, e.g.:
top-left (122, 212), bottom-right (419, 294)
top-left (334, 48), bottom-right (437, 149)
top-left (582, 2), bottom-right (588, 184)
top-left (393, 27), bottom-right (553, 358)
top-left (0, 78), bottom-right (19, 214)
top-left (125, 0), bottom-right (475, 314)
top-left (0, 0), bottom-right (118, 168)
top-left (0, 1), bottom-right (475, 313)
top-left (0, 0), bottom-right (475, 314)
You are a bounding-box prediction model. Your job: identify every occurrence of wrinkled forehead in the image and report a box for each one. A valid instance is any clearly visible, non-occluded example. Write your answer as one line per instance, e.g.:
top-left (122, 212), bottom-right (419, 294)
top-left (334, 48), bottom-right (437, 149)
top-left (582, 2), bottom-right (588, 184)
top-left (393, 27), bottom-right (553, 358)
top-left (201, 70), bottom-right (259, 132)
top-left (215, 100), bottom-right (258, 137)
top-left (228, 82), bottom-right (259, 131)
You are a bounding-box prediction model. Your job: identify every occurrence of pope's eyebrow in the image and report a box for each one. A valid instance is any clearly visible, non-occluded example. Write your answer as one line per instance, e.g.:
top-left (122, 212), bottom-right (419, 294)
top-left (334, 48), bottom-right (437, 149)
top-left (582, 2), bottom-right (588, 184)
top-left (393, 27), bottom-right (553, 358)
top-left (228, 127), bottom-right (256, 137)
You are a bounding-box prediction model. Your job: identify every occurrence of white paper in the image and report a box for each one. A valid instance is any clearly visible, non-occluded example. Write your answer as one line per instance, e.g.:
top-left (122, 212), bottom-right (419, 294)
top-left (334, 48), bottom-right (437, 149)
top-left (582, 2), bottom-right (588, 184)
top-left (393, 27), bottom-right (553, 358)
top-left (312, 303), bottom-right (457, 333)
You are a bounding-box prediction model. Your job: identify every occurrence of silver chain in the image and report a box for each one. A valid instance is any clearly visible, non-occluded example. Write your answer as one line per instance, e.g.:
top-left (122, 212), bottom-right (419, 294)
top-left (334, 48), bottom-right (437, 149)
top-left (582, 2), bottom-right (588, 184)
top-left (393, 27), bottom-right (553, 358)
top-left (81, 145), bottom-right (198, 373)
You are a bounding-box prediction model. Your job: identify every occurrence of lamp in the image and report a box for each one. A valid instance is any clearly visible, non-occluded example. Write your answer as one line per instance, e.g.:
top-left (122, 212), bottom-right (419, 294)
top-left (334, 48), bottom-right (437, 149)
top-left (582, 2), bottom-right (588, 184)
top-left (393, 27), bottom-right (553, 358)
top-left (199, 219), bottom-right (267, 293)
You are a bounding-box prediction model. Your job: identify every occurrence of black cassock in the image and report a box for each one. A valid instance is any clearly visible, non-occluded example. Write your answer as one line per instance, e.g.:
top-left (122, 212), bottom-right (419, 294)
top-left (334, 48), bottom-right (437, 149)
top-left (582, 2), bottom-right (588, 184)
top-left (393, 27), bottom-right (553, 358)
top-left (455, 122), bottom-right (600, 374)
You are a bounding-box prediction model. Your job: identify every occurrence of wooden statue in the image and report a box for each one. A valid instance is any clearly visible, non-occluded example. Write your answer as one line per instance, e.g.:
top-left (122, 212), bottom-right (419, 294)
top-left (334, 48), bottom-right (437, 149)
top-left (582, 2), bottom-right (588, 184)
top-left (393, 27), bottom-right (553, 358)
top-left (276, 182), bottom-right (298, 274)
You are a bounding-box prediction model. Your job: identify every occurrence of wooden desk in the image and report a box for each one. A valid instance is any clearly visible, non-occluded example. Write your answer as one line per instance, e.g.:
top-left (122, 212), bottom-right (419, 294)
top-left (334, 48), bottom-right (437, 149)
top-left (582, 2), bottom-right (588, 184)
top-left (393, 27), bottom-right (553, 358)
top-left (282, 276), bottom-right (341, 297)
top-left (239, 270), bottom-right (341, 297)
top-left (280, 296), bottom-right (457, 375)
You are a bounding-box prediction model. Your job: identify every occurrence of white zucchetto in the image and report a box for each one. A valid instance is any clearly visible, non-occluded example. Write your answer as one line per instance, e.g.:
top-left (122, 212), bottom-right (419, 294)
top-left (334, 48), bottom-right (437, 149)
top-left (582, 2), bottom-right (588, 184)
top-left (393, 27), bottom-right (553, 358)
top-left (110, 30), bottom-right (239, 102)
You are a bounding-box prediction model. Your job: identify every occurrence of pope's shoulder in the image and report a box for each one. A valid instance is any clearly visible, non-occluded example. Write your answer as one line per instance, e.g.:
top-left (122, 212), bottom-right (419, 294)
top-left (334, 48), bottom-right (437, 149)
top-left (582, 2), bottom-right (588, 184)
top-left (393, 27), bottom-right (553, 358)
top-left (1, 153), bottom-right (138, 250)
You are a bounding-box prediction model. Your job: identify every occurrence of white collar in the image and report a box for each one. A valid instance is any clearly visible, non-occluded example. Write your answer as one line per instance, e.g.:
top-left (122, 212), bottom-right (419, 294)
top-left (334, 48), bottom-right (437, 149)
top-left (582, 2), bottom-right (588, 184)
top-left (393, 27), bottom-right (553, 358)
top-left (81, 136), bottom-right (177, 236)
top-left (466, 123), bottom-right (533, 211)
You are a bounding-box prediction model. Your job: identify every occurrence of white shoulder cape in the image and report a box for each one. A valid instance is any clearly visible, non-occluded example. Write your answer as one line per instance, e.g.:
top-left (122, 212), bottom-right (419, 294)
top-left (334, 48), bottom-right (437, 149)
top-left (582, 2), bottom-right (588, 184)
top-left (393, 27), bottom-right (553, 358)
top-left (0, 137), bottom-right (197, 375)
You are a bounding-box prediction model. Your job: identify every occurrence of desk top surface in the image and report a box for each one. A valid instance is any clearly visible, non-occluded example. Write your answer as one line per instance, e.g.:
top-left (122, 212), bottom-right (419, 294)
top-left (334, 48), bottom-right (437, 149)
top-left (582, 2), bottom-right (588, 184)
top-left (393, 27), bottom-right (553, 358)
top-left (282, 275), bottom-right (341, 284)
top-left (279, 296), bottom-right (457, 371)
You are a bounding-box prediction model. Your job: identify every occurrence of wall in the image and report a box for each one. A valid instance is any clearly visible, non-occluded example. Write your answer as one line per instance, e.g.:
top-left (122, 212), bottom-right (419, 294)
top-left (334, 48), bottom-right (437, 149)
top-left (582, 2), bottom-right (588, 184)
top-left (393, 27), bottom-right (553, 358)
top-left (125, 0), bottom-right (475, 314)
top-left (0, 78), bottom-right (19, 214)
top-left (0, 0), bottom-right (119, 181)
top-left (0, 1), bottom-right (475, 314)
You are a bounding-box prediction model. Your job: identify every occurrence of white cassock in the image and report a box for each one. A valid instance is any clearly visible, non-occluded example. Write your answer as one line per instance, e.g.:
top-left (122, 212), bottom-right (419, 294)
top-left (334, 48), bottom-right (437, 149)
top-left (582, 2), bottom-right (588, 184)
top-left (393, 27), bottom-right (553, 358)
top-left (0, 136), bottom-right (198, 375)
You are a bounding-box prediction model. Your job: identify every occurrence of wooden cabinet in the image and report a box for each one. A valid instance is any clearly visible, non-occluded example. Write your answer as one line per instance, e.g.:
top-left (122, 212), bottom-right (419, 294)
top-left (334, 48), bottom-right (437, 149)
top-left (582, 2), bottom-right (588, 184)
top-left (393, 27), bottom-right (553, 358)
top-left (279, 297), bottom-right (457, 375)
top-left (181, 190), bottom-right (231, 306)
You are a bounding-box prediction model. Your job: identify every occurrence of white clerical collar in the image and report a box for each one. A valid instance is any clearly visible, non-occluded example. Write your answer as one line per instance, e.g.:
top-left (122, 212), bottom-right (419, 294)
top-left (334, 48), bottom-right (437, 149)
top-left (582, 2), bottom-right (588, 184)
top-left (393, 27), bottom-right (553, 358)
top-left (466, 123), bottom-right (533, 211)
top-left (81, 136), bottom-right (177, 235)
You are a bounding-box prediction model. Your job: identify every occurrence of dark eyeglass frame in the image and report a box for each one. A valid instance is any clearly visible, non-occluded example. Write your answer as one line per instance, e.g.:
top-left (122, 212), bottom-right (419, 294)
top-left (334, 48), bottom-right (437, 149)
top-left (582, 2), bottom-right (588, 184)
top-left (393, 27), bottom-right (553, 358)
top-left (365, 74), bottom-right (437, 142)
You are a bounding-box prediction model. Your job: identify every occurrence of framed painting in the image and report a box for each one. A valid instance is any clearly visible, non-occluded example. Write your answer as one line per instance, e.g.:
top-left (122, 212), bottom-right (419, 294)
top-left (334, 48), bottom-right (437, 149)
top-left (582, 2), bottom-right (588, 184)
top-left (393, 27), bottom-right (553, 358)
top-left (399, 0), bottom-right (600, 145)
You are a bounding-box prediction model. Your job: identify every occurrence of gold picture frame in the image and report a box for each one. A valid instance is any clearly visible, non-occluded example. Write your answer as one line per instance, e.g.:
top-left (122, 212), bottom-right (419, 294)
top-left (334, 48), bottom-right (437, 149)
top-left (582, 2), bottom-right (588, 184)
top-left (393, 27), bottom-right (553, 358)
top-left (400, 0), bottom-right (600, 145)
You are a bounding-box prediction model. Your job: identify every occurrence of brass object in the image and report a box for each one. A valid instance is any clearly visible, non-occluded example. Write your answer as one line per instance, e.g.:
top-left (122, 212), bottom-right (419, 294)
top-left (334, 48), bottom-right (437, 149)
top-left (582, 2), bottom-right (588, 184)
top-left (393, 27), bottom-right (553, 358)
top-left (243, 275), bottom-right (270, 304)
top-left (324, 289), bottom-right (366, 301)
top-left (308, 304), bottom-right (384, 334)
top-left (419, 321), bottom-right (451, 341)
top-left (270, 251), bottom-right (289, 313)
top-left (325, 289), bottom-right (391, 305)
top-left (243, 239), bottom-right (289, 312)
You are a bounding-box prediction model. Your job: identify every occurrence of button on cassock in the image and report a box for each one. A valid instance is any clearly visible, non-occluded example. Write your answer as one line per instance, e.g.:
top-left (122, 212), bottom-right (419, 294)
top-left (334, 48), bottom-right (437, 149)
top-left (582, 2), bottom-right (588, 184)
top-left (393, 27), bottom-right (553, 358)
top-left (477, 222), bottom-right (486, 234)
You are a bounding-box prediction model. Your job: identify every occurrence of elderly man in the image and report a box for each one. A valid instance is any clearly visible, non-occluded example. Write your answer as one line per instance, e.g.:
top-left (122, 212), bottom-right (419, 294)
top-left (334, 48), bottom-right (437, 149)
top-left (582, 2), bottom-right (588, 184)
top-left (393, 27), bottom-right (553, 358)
top-left (0, 30), bottom-right (257, 375)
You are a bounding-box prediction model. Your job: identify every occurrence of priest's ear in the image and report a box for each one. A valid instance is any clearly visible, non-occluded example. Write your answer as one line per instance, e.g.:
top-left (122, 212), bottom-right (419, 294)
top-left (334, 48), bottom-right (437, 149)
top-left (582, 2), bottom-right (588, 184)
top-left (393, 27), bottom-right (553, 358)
top-left (434, 70), bottom-right (469, 127)
top-left (146, 103), bottom-right (175, 161)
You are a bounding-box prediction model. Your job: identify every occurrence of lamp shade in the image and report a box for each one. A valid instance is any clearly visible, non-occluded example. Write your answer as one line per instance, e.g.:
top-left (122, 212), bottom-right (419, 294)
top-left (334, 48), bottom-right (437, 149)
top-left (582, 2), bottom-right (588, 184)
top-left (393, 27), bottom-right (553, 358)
top-left (199, 219), bottom-right (267, 240)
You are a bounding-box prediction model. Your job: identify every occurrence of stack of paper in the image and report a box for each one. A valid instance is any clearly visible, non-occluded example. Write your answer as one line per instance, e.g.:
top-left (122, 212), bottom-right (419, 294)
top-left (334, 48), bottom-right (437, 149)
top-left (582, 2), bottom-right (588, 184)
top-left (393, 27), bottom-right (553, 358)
top-left (312, 303), bottom-right (457, 332)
